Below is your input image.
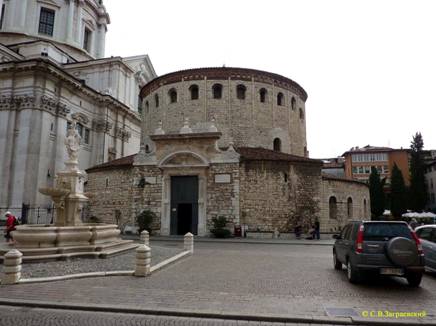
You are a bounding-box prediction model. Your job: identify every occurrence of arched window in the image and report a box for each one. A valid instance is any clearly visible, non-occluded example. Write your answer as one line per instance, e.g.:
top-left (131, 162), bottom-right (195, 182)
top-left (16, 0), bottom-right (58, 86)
top-left (329, 196), bottom-right (337, 219)
top-left (291, 97), bottom-right (296, 110)
top-left (277, 92), bottom-right (284, 106)
top-left (236, 84), bottom-right (246, 100)
top-left (363, 199), bottom-right (367, 218)
top-left (168, 88), bottom-right (177, 103)
top-left (347, 197), bottom-right (353, 219)
top-left (273, 138), bottom-right (281, 152)
top-left (145, 101), bottom-right (149, 114)
top-left (259, 88), bottom-right (267, 103)
top-left (304, 146), bottom-right (307, 157)
top-left (299, 108), bottom-right (304, 120)
top-left (145, 145), bottom-right (150, 153)
top-left (189, 84), bottom-right (199, 100)
top-left (155, 94), bottom-right (159, 107)
top-left (212, 83), bottom-right (223, 99)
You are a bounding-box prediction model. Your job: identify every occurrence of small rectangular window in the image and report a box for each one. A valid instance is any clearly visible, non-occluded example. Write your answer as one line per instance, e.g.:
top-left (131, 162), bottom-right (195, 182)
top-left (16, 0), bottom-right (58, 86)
top-left (83, 28), bottom-right (92, 52)
top-left (39, 8), bottom-right (55, 36)
top-left (84, 129), bottom-right (90, 144)
top-left (0, 4), bottom-right (5, 30)
top-left (76, 123), bottom-right (83, 137)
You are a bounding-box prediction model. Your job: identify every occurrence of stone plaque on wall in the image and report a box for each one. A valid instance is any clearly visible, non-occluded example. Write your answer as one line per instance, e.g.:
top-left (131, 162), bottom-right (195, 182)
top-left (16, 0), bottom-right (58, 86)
top-left (145, 177), bottom-right (157, 184)
top-left (214, 174), bottom-right (231, 183)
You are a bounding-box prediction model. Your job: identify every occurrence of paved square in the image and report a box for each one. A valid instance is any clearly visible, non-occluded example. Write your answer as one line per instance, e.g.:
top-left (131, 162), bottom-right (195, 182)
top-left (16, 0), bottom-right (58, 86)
top-left (1, 242), bottom-right (435, 324)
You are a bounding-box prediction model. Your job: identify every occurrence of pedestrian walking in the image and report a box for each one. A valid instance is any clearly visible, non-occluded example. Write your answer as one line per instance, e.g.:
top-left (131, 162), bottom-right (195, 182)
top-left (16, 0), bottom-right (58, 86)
top-left (4, 211), bottom-right (18, 245)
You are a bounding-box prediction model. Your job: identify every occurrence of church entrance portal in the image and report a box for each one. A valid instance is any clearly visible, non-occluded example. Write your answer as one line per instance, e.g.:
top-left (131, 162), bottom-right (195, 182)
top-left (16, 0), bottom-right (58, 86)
top-left (170, 176), bottom-right (198, 235)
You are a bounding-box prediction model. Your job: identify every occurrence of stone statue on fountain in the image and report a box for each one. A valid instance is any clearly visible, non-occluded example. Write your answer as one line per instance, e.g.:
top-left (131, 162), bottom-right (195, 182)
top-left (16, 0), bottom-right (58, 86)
top-left (64, 122), bottom-right (81, 171)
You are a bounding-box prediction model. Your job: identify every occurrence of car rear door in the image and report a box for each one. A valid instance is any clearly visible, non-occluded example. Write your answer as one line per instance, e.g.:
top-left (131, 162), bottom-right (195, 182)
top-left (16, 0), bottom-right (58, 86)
top-left (427, 229), bottom-right (436, 270)
top-left (417, 227), bottom-right (434, 268)
top-left (336, 225), bottom-right (350, 263)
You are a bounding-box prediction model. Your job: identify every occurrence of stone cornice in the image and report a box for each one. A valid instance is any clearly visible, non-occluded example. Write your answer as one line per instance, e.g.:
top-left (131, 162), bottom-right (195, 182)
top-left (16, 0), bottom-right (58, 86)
top-left (0, 59), bottom-right (140, 123)
top-left (0, 94), bottom-right (70, 117)
top-left (140, 67), bottom-right (308, 102)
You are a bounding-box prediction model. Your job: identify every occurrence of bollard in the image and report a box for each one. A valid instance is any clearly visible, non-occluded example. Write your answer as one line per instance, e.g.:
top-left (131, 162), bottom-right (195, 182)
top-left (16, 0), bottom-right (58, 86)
top-left (2, 250), bottom-right (23, 285)
top-left (135, 245), bottom-right (151, 277)
top-left (184, 232), bottom-right (194, 254)
top-left (140, 230), bottom-right (149, 246)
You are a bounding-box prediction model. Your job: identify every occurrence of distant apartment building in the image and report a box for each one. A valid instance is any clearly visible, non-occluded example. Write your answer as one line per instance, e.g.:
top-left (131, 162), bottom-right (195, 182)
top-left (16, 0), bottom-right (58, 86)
top-left (321, 157), bottom-right (345, 178)
top-left (425, 161), bottom-right (436, 212)
top-left (343, 146), bottom-right (410, 186)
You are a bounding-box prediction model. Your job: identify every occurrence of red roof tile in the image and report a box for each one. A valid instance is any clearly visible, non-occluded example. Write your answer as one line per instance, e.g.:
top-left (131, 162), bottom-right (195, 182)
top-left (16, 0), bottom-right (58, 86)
top-left (237, 147), bottom-right (321, 164)
top-left (86, 154), bottom-right (136, 172)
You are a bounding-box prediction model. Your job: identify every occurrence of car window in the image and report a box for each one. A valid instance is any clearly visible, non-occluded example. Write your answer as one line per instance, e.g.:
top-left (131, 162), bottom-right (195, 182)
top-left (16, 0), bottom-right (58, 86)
top-left (340, 225), bottom-right (349, 239)
top-left (363, 223), bottom-right (412, 241)
top-left (344, 225), bottom-right (353, 240)
top-left (431, 230), bottom-right (436, 244)
top-left (417, 227), bottom-right (433, 241)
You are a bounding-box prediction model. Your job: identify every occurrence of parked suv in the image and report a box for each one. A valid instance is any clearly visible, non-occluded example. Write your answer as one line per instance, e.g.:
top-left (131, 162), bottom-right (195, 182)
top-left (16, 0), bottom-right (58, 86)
top-left (333, 221), bottom-right (424, 286)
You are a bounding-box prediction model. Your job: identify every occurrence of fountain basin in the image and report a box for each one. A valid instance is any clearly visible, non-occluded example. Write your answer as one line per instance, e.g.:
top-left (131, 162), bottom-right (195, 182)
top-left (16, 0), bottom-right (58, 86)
top-left (1, 224), bottom-right (138, 262)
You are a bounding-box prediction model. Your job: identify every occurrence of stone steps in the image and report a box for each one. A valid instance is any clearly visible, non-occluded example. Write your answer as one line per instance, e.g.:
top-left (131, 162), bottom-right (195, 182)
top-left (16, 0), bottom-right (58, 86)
top-left (0, 241), bottom-right (139, 263)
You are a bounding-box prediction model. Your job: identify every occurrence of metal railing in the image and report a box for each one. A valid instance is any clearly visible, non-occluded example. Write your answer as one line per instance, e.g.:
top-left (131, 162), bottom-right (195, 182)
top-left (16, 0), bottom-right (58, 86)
top-left (0, 204), bottom-right (55, 225)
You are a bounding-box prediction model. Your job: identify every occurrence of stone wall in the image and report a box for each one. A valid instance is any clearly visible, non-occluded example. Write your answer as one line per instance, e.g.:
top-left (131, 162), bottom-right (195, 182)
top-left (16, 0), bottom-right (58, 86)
top-left (206, 163), bottom-right (240, 231)
top-left (320, 176), bottom-right (370, 233)
top-left (239, 160), bottom-right (321, 233)
top-left (141, 68), bottom-right (307, 157)
top-left (86, 167), bottom-right (134, 227)
top-left (86, 165), bottom-right (163, 232)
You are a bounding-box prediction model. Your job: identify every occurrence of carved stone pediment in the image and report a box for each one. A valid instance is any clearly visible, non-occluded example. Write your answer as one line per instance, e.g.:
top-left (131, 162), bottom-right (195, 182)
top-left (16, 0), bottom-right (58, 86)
top-left (71, 112), bottom-right (89, 125)
top-left (159, 151), bottom-right (209, 168)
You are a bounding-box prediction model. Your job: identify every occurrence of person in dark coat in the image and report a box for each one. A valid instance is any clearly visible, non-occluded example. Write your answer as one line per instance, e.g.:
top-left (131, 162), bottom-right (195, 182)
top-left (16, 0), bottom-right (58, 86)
top-left (314, 218), bottom-right (320, 240)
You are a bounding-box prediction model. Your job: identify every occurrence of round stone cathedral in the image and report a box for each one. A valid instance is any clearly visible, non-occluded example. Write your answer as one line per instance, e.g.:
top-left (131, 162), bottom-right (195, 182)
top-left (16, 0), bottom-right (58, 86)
top-left (140, 67), bottom-right (308, 157)
top-left (86, 67), bottom-right (370, 237)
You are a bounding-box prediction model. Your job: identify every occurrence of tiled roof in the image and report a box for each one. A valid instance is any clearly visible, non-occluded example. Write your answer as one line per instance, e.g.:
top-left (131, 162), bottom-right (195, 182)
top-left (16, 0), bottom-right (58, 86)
top-left (342, 145), bottom-right (409, 156)
top-left (237, 147), bottom-right (321, 164)
top-left (322, 173), bottom-right (369, 186)
top-left (86, 147), bottom-right (322, 173)
top-left (86, 154), bottom-right (136, 172)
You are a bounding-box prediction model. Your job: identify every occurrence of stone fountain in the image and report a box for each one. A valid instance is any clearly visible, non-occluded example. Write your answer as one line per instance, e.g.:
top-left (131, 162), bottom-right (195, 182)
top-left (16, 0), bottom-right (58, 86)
top-left (1, 123), bottom-right (138, 262)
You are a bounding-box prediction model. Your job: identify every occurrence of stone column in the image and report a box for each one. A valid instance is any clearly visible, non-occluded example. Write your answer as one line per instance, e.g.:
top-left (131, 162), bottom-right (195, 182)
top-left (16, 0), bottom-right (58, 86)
top-left (197, 175), bottom-right (206, 236)
top-left (140, 230), bottom-right (149, 246)
top-left (161, 175), bottom-right (170, 235)
top-left (66, 0), bottom-right (75, 42)
top-left (135, 245), bottom-right (151, 277)
top-left (18, 0), bottom-right (27, 29)
top-left (2, 250), bottom-right (22, 285)
top-left (184, 232), bottom-right (194, 254)
top-left (76, 0), bottom-right (84, 46)
top-left (97, 24), bottom-right (106, 58)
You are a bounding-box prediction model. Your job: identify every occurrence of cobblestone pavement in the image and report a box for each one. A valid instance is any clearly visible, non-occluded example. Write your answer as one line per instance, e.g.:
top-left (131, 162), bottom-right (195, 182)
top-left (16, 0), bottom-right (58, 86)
top-left (1, 242), bottom-right (435, 324)
top-left (21, 245), bottom-right (182, 278)
top-left (0, 305), bottom-right (343, 326)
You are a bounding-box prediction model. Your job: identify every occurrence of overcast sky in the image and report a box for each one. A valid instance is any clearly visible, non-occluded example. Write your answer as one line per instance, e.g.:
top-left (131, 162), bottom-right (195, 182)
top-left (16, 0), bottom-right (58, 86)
top-left (104, 0), bottom-right (436, 159)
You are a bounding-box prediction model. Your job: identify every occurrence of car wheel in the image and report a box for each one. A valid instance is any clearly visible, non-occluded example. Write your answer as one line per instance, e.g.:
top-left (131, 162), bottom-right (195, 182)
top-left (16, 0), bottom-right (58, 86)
top-left (347, 260), bottom-right (360, 284)
top-left (333, 251), bottom-right (342, 270)
top-left (406, 272), bottom-right (422, 287)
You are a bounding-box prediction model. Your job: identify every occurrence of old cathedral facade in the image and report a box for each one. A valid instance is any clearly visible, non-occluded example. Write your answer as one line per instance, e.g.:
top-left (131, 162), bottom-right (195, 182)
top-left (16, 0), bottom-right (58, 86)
top-left (86, 68), bottom-right (370, 235)
top-left (0, 1), bottom-right (369, 233)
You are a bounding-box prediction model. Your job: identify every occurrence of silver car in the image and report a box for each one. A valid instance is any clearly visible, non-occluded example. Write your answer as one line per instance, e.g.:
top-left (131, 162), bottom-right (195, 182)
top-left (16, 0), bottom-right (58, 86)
top-left (415, 225), bottom-right (436, 272)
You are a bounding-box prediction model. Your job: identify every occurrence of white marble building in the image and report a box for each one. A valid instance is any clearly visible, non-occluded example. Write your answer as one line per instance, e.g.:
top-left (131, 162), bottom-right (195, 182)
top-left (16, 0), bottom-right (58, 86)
top-left (0, 0), bottom-right (156, 221)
